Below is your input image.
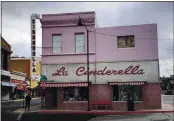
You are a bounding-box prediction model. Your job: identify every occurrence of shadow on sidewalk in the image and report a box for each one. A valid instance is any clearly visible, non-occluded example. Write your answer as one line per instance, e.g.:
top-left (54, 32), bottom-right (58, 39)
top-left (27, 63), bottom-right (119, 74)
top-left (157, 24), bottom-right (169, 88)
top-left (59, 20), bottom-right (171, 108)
top-left (14, 105), bottom-right (41, 113)
top-left (20, 112), bottom-right (99, 121)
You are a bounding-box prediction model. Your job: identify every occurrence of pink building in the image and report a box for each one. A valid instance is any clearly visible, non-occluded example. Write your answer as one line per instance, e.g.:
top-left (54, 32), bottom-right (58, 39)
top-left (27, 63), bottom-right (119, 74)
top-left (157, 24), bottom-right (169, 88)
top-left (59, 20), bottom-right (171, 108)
top-left (40, 11), bottom-right (161, 111)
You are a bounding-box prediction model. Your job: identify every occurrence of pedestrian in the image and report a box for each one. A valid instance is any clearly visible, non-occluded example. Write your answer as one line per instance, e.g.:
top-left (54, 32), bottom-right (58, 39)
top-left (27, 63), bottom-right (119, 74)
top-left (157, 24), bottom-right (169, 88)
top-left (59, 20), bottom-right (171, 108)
top-left (25, 93), bottom-right (31, 111)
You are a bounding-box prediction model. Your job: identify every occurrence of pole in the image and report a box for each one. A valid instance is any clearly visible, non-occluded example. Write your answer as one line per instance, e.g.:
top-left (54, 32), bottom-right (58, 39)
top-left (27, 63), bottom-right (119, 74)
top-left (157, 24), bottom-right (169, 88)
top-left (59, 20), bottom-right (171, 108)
top-left (87, 29), bottom-right (90, 111)
top-left (23, 91), bottom-right (25, 109)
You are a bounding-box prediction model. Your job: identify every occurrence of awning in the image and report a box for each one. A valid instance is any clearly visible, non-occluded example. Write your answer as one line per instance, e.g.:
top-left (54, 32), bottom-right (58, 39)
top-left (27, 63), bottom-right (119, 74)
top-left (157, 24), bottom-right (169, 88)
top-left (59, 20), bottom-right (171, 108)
top-left (16, 85), bottom-right (28, 91)
top-left (1, 81), bottom-right (17, 87)
top-left (16, 86), bottom-right (23, 90)
top-left (41, 83), bottom-right (88, 88)
top-left (109, 81), bottom-right (145, 85)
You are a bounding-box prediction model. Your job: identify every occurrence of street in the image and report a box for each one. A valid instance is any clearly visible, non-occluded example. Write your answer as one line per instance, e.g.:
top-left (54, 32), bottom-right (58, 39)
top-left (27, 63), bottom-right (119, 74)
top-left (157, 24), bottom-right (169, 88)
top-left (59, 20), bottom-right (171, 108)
top-left (1, 95), bottom-right (174, 121)
top-left (1, 98), bottom-right (41, 121)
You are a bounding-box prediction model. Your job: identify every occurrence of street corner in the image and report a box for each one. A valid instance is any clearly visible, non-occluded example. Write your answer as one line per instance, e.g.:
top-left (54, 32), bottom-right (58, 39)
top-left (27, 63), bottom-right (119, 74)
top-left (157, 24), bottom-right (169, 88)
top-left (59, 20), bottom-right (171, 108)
top-left (18, 111), bottom-right (98, 121)
top-left (162, 104), bottom-right (174, 110)
top-left (87, 113), bottom-right (174, 121)
top-left (13, 108), bottom-right (25, 114)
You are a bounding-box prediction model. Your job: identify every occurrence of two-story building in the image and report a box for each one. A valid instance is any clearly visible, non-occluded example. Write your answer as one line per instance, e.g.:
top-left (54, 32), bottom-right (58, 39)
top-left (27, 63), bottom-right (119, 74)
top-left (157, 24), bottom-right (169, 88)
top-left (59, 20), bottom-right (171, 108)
top-left (40, 11), bottom-right (160, 110)
top-left (10, 57), bottom-right (41, 97)
top-left (1, 37), bottom-right (15, 100)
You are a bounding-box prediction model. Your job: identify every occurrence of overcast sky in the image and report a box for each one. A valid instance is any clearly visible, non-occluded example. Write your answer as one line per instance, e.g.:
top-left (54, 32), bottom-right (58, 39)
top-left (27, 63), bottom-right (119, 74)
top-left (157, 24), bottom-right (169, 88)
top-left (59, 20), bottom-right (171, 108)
top-left (1, 2), bottom-right (173, 77)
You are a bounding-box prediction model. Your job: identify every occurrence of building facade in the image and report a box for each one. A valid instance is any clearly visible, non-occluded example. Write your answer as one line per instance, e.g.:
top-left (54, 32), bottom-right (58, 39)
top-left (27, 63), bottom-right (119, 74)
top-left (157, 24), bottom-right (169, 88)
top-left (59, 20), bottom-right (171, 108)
top-left (10, 70), bottom-right (28, 99)
top-left (1, 37), bottom-right (14, 101)
top-left (40, 11), bottom-right (160, 110)
top-left (10, 57), bottom-right (41, 89)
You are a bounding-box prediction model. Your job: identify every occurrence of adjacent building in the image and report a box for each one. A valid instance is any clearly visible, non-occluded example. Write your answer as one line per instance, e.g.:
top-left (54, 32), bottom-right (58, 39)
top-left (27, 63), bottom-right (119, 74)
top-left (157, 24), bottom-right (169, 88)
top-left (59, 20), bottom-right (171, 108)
top-left (10, 70), bottom-right (28, 99)
top-left (10, 57), bottom-right (41, 89)
top-left (1, 37), bottom-right (15, 100)
top-left (40, 11), bottom-right (160, 110)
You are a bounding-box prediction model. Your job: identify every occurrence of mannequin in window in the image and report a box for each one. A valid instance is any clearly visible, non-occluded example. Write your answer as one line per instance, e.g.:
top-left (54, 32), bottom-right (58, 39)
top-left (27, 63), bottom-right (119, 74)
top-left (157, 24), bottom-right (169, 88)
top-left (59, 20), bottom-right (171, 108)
top-left (73, 87), bottom-right (80, 101)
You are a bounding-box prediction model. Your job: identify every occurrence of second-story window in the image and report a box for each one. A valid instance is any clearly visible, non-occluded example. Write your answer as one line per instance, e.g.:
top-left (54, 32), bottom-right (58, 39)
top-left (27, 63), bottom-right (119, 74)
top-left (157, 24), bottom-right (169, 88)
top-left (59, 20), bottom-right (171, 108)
top-left (52, 34), bottom-right (62, 54)
top-left (117, 35), bottom-right (135, 48)
top-left (75, 33), bottom-right (85, 53)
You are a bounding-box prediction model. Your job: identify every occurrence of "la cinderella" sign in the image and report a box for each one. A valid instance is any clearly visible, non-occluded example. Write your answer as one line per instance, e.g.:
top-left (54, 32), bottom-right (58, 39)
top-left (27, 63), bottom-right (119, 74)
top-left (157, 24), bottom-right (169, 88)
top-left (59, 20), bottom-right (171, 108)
top-left (52, 65), bottom-right (145, 77)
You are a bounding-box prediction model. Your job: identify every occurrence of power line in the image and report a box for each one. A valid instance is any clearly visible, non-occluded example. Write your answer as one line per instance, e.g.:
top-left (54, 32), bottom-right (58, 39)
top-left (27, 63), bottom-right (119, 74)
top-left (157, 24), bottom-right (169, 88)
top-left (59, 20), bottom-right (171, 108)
top-left (34, 46), bottom-right (173, 50)
top-left (88, 29), bottom-right (173, 40)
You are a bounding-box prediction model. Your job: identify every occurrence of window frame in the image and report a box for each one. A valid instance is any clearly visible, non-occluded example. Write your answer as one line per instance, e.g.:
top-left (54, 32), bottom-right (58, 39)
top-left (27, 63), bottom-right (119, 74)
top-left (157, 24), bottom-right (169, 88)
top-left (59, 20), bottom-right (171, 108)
top-left (63, 86), bottom-right (88, 102)
top-left (75, 33), bottom-right (85, 53)
top-left (112, 85), bottom-right (143, 102)
top-left (52, 34), bottom-right (62, 54)
top-left (117, 35), bottom-right (135, 49)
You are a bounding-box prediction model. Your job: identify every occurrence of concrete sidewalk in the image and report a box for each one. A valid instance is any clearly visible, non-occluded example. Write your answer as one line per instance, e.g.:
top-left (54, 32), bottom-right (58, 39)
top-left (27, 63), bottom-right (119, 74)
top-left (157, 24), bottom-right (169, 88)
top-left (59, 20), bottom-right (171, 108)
top-left (89, 113), bottom-right (174, 121)
top-left (2, 97), bottom-right (41, 103)
top-left (14, 104), bottom-right (174, 114)
top-left (14, 104), bottom-right (174, 121)
top-left (14, 104), bottom-right (41, 113)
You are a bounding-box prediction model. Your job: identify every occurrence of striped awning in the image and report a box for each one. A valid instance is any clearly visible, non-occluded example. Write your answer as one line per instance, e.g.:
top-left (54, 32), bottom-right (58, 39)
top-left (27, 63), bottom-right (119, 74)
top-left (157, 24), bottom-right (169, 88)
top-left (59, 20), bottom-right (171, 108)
top-left (109, 81), bottom-right (145, 85)
top-left (41, 83), bottom-right (88, 88)
top-left (16, 85), bottom-right (23, 90)
top-left (1, 81), bottom-right (17, 87)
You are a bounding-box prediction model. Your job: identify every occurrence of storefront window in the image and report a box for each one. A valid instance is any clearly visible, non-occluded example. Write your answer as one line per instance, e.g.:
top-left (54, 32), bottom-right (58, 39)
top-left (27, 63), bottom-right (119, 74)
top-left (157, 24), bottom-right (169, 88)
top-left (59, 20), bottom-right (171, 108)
top-left (63, 87), bottom-right (88, 101)
top-left (112, 85), bottom-right (143, 101)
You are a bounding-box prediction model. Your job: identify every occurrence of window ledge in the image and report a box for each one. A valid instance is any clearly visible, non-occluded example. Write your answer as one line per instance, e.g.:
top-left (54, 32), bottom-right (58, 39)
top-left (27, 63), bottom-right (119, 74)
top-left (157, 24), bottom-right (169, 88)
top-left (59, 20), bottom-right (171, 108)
top-left (41, 52), bottom-right (95, 56)
top-left (113, 101), bottom-right (143, 103)
top-left (117, 47), bottom-right (135, 50)
top-left (63, 101), bottom-right (88, 103)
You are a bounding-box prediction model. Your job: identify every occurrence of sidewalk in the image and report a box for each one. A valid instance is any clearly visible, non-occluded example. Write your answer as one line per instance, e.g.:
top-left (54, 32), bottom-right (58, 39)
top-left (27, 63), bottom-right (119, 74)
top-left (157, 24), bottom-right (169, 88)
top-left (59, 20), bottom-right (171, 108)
top-left (2, 97), bottom-right (41, 103)
top-left (14, 103), bottom-right (174, 114)
top-left (15, 105), bottom-right (174, 121)
top-left (14, 104), bottom-right (41, 113)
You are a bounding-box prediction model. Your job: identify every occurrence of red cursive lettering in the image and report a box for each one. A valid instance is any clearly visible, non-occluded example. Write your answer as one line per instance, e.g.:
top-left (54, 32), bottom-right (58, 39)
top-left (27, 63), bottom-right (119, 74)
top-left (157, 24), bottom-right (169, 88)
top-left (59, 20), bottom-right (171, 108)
top-left (52, 67), bottom-right (68, 76)
top-left (76, 67), bottom-right (85, 76)
top-left (137, 69), bottom-right (145, 74)
top-left (124, 66), bottom-right (133, 74)
top-left (106, 70), bottom-right (112, 75)
top-left (53, 65), bottom-right (145, 77)
top-left (131, 65), bottom-right (139, 74)
top-left (117, 70), bottom-right (124, 75)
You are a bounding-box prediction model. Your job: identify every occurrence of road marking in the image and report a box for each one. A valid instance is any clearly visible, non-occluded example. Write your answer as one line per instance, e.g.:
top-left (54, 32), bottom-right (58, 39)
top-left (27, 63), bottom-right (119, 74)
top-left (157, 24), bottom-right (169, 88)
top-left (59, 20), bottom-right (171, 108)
top-left (17, 112), bottom-right (24, 121)
top-left (1, 105), bottom-right (23, 108)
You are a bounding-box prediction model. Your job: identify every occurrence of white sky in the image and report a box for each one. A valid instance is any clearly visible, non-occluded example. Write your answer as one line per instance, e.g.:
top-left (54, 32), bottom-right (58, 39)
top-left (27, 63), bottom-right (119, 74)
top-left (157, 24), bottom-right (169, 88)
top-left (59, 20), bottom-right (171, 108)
top-left (1, 2), bottom-right (174, 77)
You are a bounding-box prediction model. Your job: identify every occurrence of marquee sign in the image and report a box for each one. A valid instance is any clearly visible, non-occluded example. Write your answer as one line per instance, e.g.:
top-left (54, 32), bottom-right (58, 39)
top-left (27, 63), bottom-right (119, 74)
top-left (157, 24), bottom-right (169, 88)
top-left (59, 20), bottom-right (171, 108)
top-left (42, 61), bottom-right (159, 84)
top-left (31, 14), bottom-right (40, 80)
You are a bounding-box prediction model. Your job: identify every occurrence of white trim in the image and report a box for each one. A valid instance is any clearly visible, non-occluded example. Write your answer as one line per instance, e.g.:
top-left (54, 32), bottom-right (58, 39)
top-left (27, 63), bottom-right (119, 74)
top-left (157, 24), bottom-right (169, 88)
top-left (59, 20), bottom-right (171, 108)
top-left (112, 101), bottom-right (143, 103)
top-left (41, 59), bottom-right (158, 65)
top-left (1, 70), bottom-right (11, 77)
top-left (1, 81), bottom-right (17, 87)
top-left (41, 52), bottom-right (95, 56)
top-left (63, 101), bottom-right (88, 103)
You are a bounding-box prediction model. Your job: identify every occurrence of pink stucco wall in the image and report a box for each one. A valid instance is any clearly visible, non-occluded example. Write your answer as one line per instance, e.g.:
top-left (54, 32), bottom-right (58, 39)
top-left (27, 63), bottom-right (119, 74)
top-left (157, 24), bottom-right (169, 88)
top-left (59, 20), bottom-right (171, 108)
top-left (95, 24), bottom-right (158, 62)
top-left (41, 11), bottom-right (158, 64)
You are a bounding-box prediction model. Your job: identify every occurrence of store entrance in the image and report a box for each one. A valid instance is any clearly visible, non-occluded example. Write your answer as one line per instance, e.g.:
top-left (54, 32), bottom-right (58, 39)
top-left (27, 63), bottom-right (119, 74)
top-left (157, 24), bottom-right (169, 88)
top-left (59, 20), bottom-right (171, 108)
top-left (51, 87), bottom-right (57, 109)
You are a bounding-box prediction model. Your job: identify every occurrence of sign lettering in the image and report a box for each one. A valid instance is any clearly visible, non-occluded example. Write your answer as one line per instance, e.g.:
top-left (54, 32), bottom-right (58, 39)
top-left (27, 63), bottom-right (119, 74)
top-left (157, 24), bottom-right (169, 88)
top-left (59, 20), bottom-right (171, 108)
top-left (52, 65), bottom-right (145, 77)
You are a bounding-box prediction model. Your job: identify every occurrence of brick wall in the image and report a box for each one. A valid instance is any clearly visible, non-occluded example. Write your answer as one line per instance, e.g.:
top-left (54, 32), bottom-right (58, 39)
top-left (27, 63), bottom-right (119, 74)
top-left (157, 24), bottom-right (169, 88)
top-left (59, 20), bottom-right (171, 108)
top-left (45, 83), bottom-right (161, 110)
top-left (143, 83), bottom-right (161, 109)
top-left (90, 84), bottom-right (112, 100)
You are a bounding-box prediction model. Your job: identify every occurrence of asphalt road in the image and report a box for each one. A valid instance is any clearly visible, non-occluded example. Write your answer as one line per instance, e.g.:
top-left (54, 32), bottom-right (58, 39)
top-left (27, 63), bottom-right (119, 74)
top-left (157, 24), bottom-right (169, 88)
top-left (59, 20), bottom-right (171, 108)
top-left (1, 98), bottom-right (41, 121)
top-left (1, 95), bottom-right (174, 121)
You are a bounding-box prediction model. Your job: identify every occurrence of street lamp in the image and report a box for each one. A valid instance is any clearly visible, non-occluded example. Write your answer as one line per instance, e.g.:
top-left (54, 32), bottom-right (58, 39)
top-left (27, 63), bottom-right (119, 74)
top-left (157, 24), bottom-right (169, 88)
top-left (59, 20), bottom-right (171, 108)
top-left (77, 16), bottom-right (90, 111)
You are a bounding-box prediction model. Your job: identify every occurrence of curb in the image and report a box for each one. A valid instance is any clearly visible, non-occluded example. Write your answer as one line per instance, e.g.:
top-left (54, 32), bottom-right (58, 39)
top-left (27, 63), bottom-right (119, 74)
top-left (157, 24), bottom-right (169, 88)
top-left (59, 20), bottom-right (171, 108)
top-left (38, 110), bottom-right (174, 115)
top-left (2, 97), bottom-right (41, 103)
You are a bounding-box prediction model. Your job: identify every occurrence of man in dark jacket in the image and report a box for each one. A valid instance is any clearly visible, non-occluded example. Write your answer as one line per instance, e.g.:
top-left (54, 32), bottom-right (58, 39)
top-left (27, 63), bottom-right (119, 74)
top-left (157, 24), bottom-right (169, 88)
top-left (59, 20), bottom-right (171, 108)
top-left (25, 93), bottom-right (31, 111)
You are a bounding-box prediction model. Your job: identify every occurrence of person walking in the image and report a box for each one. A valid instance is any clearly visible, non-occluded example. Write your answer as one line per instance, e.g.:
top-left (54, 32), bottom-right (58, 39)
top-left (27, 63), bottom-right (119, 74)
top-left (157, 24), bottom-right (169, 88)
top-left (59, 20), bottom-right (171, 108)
top-left (25, 93), bottom-right (31, 111)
